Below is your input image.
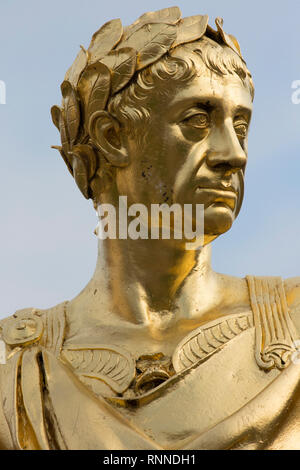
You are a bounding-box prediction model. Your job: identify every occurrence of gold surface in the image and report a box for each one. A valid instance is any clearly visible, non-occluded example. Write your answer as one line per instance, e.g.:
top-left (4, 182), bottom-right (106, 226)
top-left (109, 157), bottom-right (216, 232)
top-left (1, 7), bottom-right (300, 450)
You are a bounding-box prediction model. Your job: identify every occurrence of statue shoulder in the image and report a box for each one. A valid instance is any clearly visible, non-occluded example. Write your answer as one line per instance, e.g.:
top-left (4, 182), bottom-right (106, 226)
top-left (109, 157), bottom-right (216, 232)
top-left (0, 307), bottom-right (40, 346)
top-left (0, 301), bottom-right (67, 351)
top-left (284, 277), bottom-right (300, 311)
top-left (284, 277), bottom-right (300, 335)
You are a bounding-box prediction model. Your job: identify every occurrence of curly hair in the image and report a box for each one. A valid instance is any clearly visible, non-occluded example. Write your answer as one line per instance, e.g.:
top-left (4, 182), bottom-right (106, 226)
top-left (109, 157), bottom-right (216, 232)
top-left (108, 37), bottom-right (254, 139)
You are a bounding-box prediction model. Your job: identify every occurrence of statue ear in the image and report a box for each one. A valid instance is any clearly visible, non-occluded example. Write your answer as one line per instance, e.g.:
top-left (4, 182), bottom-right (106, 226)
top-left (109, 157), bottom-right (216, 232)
top-left (89, 111), bottom-right (129, 167)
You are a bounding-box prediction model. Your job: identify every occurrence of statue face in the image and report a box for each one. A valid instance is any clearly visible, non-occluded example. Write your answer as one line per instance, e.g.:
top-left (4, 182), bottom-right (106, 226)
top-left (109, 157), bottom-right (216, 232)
top-left (115, 60), bottom-right (253, 238)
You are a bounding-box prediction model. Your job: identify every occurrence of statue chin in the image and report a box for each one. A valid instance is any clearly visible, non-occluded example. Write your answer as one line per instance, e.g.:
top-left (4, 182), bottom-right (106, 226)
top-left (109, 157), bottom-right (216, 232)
top-left (204, 204), bottom-right (235, 237)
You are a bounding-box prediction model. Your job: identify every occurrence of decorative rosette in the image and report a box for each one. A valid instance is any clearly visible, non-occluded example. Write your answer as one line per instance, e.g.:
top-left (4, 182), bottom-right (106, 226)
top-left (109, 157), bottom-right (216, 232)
top-left (1, 310), bottom-right (43, 347)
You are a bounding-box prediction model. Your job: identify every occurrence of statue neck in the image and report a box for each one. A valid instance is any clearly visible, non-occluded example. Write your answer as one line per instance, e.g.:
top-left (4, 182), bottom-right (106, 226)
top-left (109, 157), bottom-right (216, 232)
top-left (89, 236), bottom-right (214, 325)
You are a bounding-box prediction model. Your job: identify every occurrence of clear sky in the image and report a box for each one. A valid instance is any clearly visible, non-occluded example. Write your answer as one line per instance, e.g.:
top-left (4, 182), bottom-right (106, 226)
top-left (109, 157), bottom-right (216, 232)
top-left (0, 0), bottom-right (299, 318)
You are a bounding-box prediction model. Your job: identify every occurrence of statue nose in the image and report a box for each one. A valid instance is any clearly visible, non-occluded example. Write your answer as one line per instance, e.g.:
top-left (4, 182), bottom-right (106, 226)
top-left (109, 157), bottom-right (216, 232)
top-left (206, 123), bottom-right (247, 171)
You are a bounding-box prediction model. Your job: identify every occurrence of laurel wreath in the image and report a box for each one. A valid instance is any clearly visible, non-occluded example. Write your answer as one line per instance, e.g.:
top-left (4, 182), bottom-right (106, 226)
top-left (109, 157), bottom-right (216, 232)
top-left (51, 7), bottom-right (242, 202)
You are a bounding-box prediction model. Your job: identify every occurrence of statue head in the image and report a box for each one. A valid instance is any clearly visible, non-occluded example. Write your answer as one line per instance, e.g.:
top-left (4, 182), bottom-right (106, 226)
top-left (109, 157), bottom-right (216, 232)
top-left (51, 7), bottom-right (254, 241)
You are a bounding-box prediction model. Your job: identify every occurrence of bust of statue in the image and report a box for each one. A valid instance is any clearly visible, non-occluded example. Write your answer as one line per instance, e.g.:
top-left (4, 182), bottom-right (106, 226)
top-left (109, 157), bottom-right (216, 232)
top-left (1, 7), bottom-right (300, 450)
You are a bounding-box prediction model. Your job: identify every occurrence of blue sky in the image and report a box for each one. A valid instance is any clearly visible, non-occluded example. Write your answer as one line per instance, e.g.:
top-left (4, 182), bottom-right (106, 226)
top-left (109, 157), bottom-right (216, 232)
top-left (0, 0), bottom-right (299, 318)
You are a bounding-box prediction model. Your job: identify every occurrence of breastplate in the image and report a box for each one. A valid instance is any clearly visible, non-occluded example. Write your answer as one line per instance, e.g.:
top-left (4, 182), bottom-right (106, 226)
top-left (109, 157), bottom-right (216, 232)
top-left (0, 275), bottom-right (299, 449)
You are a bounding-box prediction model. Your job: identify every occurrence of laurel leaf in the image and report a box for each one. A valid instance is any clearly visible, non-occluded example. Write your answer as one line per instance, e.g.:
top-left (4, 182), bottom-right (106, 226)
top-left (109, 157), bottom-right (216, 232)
top-left (171, 15), bottom-right (209, 48)
top-left (59, 109), bottom-right (69, 153)
top-left (72, 144), bottom-right (97, 179)
top-left (205, 24), bottom-right (220, 43)
top-left (51, 105), bottom-right (61, 130)
top-left (136, 6), bottom-right (181, 24)
top-left (52, 146), bottom-right (73, 175)
top-left (78, 62), bottom-right (111, 128)
top-left (120, 23), bottom-right (177, 71)
top-left (51, 106), bottom-right (75, 175)
top-left (87, 64), bottom-right (111, 121)
top-left (125, 6), bottom-right (181, 39)
top-left (101, 47), bottom-right (136, 94)
top-left (61, 81), bottom-right (81, 147)
top-left (228, 34), bottom-right (242, 56)
top-left (71, 155), bottom-right (89, 199)
top-left (88, 19), bottom-right (123, 64)
top-left (64, 47), bottom-right (88, 87)
top-left (215, 17), bottom-right (242, 58)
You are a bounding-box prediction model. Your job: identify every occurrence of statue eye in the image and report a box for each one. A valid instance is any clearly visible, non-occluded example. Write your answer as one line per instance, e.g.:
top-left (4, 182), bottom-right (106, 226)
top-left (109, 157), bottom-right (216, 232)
top-left (183, 112), bottom-right (210, 129)
top-left (234, 122), bottom-right (248, 139)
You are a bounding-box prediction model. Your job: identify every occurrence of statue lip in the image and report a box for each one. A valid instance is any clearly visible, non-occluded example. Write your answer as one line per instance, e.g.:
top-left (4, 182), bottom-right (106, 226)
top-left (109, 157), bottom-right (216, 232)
top-left (195, 187), bottom-right (237, 210)
top-left (194, 180), bottom-right (238, 194)
top-left (195, 186), bottom-right (238, 196)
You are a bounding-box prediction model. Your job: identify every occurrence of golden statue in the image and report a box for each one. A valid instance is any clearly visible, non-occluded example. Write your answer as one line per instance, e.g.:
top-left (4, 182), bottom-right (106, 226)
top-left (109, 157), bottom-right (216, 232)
top-left (1, 7), bottom-right (300, 450)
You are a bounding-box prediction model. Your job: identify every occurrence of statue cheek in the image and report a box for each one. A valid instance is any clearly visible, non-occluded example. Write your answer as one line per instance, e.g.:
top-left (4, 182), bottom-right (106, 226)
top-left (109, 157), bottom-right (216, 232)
top-left (172, 145), bottom-right (207, 202)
